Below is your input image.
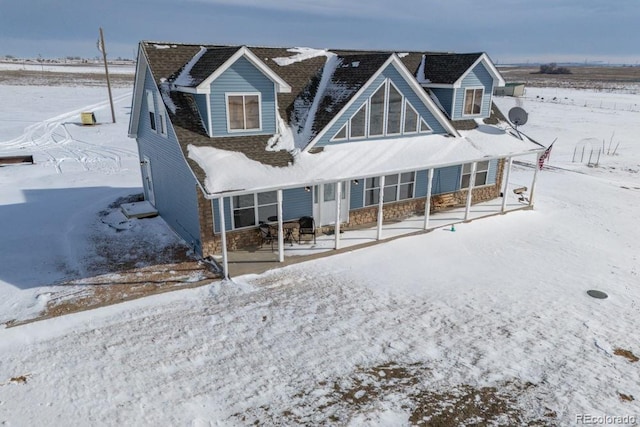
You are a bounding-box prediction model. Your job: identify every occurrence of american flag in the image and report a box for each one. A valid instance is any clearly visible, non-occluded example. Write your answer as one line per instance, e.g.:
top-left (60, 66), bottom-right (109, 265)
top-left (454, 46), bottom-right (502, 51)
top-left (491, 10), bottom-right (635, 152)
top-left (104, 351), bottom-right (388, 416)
top-left (538, 143), bottom-right (554, 170)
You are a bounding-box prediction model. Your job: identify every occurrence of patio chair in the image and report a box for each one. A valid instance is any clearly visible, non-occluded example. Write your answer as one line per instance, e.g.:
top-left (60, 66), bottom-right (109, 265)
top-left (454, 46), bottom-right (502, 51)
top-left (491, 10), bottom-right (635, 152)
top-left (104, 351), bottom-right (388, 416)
top-left (259, 223), bottom-right (275, 250)
top-left (298, 216), bottom-right (316, 244)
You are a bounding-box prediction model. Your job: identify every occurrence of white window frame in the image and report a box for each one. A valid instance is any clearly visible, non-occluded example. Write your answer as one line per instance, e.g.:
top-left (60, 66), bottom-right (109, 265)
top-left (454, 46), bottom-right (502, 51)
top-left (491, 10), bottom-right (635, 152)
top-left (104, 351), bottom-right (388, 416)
top-left (363, 172), bottom-right (416, 206)
top-left (331, 123), bottom-right (348, 141)
top-left (463, 87), bottom-right (484, 116)
top-left (460, 161), bottom-right (491, 189)
top-left (231, 191), bottom-right (277, 229)
top-left (225, 92), bottom-right (262, 133)
top-left (349, 103), bottom-right (367, 140)
top-left (368, 81), bottom-right (387, 137)
top-left (385, 80), bottom-right (403, 136)
top-left (156, 96), bottom-right (168, 137)
top-left (419, 118), bottom-right (432, 133)
top-left (332, 79), bottom-right (433, 141)
top-left (146, 90), bottom-right (157, 132)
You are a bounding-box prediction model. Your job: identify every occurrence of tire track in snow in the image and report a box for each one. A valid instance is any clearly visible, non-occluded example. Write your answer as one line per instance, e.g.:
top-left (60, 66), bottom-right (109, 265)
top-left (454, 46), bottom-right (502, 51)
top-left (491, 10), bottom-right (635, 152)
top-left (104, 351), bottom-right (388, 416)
top-left (0, 92), bottom-right (135, 173)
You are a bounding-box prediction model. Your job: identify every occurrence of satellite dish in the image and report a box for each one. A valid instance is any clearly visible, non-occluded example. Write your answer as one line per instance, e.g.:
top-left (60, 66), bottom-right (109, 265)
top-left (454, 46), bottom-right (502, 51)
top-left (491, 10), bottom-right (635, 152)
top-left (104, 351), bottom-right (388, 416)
top-left (508, 107), bottom-right (528, 126)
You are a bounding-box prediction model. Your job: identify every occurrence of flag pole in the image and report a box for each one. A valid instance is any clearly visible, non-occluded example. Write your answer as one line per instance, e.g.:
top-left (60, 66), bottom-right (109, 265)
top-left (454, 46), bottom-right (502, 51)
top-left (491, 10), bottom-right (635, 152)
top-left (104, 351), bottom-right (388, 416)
top-left (99, 27), bottom-right (116, 123)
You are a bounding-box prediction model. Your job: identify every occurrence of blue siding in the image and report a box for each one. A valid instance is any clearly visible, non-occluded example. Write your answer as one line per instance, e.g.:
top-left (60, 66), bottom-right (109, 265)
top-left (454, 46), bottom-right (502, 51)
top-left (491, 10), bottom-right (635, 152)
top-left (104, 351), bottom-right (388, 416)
top-left (415, 169), bottom-right (428, 197)
top-left (432, 165), bottom-right (461, 194)
top-left (210, 56), bottom-right (276, 137)
top-left (316, 62), bottom-right (448, 147)
top-left (194, 94), bottom-right (209, 135)
top-left (137, 68), bottom-right (202, 252)
top-left (212, 197), bottom-right (233, 233)
top-left (350, 179), bottom-right (364, 209)
top-left (452, 62), bottom-right (494, 120)
top-left (213, 190), bottom-right (311, 231)
top-left (283, 187), bottom-right (312, 219)
top-left (488, 158), bottom-right (499, 184)
top-left (430, 88), bottom-right (454, 118)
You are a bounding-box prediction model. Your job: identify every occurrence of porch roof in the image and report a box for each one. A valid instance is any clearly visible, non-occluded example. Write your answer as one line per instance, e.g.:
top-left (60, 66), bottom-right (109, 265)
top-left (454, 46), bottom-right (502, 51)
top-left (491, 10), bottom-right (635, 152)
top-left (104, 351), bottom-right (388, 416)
top-left (189, 126), bottom-right (544, 197)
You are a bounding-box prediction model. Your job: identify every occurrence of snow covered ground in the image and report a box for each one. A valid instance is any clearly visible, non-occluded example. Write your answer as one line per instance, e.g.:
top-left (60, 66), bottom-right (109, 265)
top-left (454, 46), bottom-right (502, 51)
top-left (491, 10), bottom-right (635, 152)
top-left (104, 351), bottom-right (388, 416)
top-left (1, 81), bottom-right (639, 425)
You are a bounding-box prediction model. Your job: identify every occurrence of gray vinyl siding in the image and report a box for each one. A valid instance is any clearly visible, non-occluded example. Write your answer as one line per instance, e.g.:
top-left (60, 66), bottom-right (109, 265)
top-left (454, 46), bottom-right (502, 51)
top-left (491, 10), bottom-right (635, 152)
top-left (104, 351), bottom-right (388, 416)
top-left (452, 62), bottom-right (494, 120)
top-left (316, 62), bottom-right (448, 148)
top-left (350, 179), bottom-right (364, 209)
top-left (430, 88), bottom-right (454, 118)
top-left (210, 56), bottom-right (277, 137)
top-left (194, 94), bottom-right (210, 134)
top-left (137, 68), bottom-right (202, 253)
top-left (414, 169), bottom-right (429, 197)
top-left (432, 165), bottom-right (461, 195)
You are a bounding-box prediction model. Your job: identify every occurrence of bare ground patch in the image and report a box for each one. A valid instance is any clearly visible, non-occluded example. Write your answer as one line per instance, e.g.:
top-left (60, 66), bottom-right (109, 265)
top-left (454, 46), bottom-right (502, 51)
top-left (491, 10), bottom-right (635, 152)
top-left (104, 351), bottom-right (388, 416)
top-left (231, 362), bottom-right (557, 426)
top-left (613, 348), bottom-right (639, 363)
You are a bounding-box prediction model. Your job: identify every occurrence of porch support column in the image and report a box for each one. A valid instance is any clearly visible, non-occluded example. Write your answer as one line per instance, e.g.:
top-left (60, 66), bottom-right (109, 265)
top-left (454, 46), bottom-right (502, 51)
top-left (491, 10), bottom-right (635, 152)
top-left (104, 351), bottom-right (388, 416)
top-left (217, 197), bottom-right (229, 280)
top-left (501, 157), bottom-right (513, 213)
top-left (529, 153), bottom-right (542, 207)
top-left (277, 189), bottom-right (284, 262)
top-left (464, 162), bottom-right (477, 221)
top-left (334, 182), bottom-right (341, 250)
top-left (423, 168), bottom-right (434, 230)
top-left (376, 175), bottom-right (385, 240)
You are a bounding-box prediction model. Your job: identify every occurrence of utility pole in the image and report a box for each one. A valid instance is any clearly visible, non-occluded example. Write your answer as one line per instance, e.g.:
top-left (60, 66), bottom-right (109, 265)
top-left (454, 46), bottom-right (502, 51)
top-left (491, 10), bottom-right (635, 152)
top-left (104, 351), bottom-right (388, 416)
top-left (98, 27), bottom-right (116, 123)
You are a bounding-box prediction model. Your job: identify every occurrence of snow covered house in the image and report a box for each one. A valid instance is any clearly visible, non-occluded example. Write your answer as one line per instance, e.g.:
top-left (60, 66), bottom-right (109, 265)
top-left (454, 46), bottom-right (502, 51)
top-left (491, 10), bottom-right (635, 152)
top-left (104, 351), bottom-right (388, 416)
top-left (128, 42), bottom-right (544, 268)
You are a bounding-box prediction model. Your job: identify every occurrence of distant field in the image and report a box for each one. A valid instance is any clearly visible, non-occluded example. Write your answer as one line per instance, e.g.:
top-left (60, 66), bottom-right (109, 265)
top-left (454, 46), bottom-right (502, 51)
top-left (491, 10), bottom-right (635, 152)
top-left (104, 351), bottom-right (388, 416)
top-left (499, 65), bottom-right (640, 91)
top-left (0, 60), bottom-right (135, 87)
top-left (0, 69), bottom-right (134, 87)
top-left (2, 62), bottom-right (639, 92)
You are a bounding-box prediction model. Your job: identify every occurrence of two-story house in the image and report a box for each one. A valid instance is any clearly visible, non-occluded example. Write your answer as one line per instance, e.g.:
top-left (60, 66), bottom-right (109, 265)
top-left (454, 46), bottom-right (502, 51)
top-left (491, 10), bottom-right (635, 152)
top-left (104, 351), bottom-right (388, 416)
top-left (128, 42), bottom-right (544, 272)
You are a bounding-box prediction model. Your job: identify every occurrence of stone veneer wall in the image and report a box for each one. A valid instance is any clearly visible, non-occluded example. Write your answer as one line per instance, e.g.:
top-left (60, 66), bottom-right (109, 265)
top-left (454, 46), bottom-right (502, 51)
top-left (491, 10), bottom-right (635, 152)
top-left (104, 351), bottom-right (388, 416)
top-left (197, 159), bottom-right (504, 257)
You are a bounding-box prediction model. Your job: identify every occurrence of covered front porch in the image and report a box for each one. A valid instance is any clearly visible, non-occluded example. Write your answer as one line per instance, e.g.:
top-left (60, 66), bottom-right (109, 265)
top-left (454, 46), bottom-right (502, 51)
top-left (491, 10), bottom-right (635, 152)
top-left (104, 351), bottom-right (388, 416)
top-left (215, 170), bottom-right (536, 278)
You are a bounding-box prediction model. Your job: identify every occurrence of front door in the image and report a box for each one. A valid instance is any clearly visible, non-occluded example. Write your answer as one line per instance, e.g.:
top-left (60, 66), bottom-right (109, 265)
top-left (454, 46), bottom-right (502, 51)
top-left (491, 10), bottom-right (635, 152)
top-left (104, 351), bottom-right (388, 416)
top-left (313, 182), bottom-right (348, 226)
top-left (141, 157), bottom-right (156, 206)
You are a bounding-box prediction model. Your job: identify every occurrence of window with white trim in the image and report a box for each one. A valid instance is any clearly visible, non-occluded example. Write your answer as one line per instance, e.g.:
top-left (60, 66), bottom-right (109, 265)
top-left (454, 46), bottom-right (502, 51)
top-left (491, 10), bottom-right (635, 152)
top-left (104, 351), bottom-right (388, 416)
top-left (461, 161), bottom-right (490, 189)
top-left (331, 79), bottom-right (432, 141)
top-left (350, 104), bottom-right (367, 138)
top-left (232, 191), bottom-right (277, 228)
top-left (227, 93), bottom-right (261, 131)
top-left (313, 182), bottom-right (347, 204)
top-left (146, 90), bottom-right (157, 132)
top-left (364, 172), bottom-right (416, 206)
top-left (156, 96), bottom-right (167, 136)
top-left (463, 88), bottom-right (483, 115)
top-left (403, 101), bottom-right (419, 134)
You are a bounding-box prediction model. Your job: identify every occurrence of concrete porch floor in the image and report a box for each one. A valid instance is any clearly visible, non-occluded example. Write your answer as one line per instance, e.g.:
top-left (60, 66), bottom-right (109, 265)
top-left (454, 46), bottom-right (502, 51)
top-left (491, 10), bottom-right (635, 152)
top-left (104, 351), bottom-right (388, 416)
top-left (216, 190), bottom-right (532, 278)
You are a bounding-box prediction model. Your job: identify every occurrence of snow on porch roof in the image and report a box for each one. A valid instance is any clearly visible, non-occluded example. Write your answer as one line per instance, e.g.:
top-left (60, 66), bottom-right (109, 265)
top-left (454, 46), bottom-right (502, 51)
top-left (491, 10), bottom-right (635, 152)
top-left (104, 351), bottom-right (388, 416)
top-left (188, 128), bottom-right (543, 197)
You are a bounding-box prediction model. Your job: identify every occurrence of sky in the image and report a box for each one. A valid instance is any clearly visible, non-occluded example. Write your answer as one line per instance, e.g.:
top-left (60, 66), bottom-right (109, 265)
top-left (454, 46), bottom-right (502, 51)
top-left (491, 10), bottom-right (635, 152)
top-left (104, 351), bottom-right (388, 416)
top-left (0, 0), bottom-right (638, 64)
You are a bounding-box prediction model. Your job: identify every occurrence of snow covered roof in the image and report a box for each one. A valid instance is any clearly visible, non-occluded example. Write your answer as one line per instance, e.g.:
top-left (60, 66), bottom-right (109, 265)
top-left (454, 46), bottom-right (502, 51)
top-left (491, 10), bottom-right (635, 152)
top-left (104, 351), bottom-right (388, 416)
top-left (136, 41), bottom-right (518, 196)
top-left (188, 127), bottom-right (543, 196)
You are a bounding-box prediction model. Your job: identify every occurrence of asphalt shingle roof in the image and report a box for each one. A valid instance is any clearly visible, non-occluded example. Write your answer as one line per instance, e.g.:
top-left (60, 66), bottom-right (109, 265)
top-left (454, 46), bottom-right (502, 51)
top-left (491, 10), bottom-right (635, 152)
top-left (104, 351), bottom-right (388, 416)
top-left (422, 53), bottom-right (483, 84)
top-left (139, 42), bottom-right (502, 193)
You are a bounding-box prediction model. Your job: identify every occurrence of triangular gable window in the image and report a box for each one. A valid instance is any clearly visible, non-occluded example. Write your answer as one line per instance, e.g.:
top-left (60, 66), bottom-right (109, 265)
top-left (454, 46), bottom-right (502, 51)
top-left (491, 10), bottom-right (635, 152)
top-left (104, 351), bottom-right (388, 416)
top-left (334, 124), bottom-right (347, 140)
top-left (420, 118), bottom-right (431, 133)
top-left (350, 104), bottom-right (367, 138)
top-left (403, 101), bottom-right (418, 134)
top-left (331, 78), bottom-right (434, 142)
